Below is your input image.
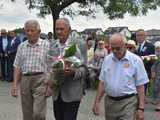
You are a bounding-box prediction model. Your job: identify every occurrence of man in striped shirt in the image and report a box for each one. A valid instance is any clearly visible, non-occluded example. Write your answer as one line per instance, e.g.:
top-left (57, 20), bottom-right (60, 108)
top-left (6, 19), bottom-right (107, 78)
top-left (11, 19), bottom-right (52, 120)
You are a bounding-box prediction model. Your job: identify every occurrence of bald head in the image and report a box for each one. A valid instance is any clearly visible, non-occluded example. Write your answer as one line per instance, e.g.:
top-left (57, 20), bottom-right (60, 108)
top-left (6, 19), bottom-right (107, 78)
top-left (110, 33), bottom-right (127, 44)
top-left (110, 33), bottom-right (127, 60)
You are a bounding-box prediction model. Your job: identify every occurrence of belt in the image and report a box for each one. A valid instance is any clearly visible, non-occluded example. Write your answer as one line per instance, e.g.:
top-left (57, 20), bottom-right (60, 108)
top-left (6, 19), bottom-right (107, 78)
top-left (107, 93), bottom-right (137, 101)
top-left (23, 72), bottom-right (43, 76)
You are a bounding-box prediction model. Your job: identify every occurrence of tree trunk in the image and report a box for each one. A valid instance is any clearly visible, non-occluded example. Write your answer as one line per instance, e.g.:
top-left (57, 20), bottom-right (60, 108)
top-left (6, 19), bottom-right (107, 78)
top-left (52, 12), bottom-right (59, 39)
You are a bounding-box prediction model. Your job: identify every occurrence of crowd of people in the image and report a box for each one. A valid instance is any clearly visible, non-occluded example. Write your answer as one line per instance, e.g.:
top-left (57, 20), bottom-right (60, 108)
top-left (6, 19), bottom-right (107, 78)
top-left (0, 18), bottom-right (159, 120)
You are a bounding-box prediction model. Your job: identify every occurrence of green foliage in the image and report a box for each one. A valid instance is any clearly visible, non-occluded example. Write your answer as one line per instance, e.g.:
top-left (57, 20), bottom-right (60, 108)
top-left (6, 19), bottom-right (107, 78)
top-left (50, 43), bottom-right (80, 88)
top-left (90, 79), bottom-right (99, 89)
top-left (64, 44), bottom-right (77, 58)
top-left (8, 0), bottom-right (160, 20)
top-left (52, 61), bottom-right (64, 69)
top-left (8, 0), bottom-right (160, 34)
top-left (147, 80), bottom-right (153, 98)
top-left (17, 0), bottom-right (160, 19)
top-left (51, 71), bottom-right (66, 88)
top-left (104, 0), bottom-right (160, 19)
top-left (126, 36), bottom-right (131, 40)
top-left (13, 27), bottom-right (24, 34)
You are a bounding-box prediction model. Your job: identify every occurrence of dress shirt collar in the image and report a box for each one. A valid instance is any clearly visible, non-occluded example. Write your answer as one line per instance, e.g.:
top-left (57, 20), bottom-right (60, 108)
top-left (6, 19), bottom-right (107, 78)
top-left (112, 50), bottom-right (130, 62)
top-left (2, 36), bottom-right (7, 39)
top-left (26, 38), bottom-right (42, 47)
top-left (58, 36), bottom-right (70, 47)
top-left (138, 41), bottom-right (146, 49)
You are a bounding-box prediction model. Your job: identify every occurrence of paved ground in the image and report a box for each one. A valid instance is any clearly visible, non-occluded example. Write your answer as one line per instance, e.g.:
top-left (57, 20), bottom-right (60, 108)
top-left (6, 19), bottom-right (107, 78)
top-left (0, 81), bottom-right (160, 120)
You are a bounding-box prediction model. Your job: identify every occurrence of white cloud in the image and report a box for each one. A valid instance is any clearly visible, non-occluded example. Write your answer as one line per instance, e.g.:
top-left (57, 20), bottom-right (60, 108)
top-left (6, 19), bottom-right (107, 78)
top-left (69, 8), bottom-right (160, 31)
top-left (0, 0), bottom-right (160, 33)
top-left (0, 0), bottom-right (53, 32)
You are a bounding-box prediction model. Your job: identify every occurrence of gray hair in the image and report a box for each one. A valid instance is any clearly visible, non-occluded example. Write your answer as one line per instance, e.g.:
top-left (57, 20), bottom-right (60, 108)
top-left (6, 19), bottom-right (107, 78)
top-left (57, 18), bottom-right (71, 28)
top-left (24, 19), bottom-right (41, 30)
top-left (110, 33), bottom-right (127, 43)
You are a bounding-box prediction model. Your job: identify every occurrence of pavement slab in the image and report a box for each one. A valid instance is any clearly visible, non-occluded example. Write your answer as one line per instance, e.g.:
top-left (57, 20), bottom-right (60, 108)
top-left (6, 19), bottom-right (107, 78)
top-left (0, 81), bottom-right (159, 120)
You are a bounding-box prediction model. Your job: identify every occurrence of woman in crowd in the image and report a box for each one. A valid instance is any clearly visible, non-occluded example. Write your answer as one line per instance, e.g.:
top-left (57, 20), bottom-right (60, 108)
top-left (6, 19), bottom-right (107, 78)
top-left (94, 40), bottom-right (108, 68)
top-left (126, 40), bottom-right (137, 53)
top-left (86, 37), bottom-right (94, 66)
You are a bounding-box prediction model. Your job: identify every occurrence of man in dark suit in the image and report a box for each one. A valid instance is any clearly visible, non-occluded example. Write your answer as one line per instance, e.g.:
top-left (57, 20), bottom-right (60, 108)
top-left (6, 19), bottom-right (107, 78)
top-left (136, 29), bottom-right (155, 94)
top-left (51, 18), bottom-right (87, 120)
top-left (8, 30), bottom-right (21, 82)
top-left (0, 29), bottom-right (10, 81)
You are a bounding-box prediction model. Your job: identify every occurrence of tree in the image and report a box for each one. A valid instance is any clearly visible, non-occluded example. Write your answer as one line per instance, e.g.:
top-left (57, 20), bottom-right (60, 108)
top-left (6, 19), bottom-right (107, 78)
top-left (13, 27), bottom-right (24, 34)
top-left (9, 0), bottom-right (160, 37)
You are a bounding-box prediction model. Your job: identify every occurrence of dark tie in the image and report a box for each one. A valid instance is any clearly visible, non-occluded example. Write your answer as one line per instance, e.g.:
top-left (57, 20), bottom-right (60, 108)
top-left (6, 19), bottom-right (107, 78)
top-left (138, 44), bottom-right (141, 53)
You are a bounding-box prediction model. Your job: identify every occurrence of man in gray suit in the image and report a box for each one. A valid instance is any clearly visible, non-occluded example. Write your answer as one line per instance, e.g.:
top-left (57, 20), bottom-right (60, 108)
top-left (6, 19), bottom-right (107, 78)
top-left (50, 18), bottom-right (87, 120)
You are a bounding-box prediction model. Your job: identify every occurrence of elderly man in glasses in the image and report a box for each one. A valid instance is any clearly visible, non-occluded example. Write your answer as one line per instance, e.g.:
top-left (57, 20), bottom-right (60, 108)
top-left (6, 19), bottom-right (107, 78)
top-left (92, 33), bottom-right (149, 120)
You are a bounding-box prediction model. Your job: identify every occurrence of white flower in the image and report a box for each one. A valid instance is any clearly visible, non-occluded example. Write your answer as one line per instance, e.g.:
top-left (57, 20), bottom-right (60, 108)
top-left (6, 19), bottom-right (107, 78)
top-left (146, 56), bottom-right (150, 61)
top-left (155, 56), bottom-right (158, 60)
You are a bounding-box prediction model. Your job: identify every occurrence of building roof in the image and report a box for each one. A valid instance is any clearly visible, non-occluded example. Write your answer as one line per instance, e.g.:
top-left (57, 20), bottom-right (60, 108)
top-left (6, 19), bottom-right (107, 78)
top-left (104, 27), bottom-right (129, 35)
top-left (147, 29), bottom-right (160, 36)
top-left (81, 28), bottom-right (103, 34)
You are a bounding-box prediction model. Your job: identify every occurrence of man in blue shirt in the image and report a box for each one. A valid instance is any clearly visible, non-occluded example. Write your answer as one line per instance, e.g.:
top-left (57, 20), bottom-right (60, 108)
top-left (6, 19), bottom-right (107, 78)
top-left (92, 33), bottom-right (149, 120)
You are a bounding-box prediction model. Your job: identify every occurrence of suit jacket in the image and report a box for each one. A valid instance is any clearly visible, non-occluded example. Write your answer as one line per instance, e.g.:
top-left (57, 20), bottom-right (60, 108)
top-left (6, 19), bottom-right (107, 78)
top-left (137, 41), bottom-right (155, 78)
top-left (137, 41), bottom-right (155, 56)
top-left (8, 37), bottom-right (21, 60)
top-left (0, 36), bottom-right (11, 57)
top-left (53, 66), bottom-right (87, 102)
top-left (51, 35), bottom-right (88, 102)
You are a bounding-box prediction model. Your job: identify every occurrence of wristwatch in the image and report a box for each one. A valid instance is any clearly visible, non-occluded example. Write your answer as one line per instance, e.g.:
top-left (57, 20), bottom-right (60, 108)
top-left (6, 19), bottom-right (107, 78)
top-left (138, 107), bottom-right (144, 112)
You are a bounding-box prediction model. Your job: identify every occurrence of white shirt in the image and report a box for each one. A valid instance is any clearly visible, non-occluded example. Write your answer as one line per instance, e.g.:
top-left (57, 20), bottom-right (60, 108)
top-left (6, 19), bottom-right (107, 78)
top-left (99, 51), bottom-right (149, 97)
top-left (11, 37), bottom-right (16, 46)
top-left (2, 37), bottom-right (8, 51)
top-left (138, 41), bottom-right (145, 52)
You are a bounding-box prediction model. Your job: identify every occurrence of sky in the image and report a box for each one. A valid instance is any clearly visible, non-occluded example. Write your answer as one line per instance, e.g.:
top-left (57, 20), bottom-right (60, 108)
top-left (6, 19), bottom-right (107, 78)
top-left (0, 0), bottom-right (160, 33)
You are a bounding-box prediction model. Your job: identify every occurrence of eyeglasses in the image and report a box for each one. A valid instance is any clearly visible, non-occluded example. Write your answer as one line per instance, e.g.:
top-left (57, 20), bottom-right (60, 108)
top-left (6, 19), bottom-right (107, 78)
top-left (1, 33), bottom-right (6, 34)
top-left (99, 43), bottom-right (104, 45)
top-left (127, 47), bottom-right (134, 50)
top-left (111, 47), bottom-right (122, 51)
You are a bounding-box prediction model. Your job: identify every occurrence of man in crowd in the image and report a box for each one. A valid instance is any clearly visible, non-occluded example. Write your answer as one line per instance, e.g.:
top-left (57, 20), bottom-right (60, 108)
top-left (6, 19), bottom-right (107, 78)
top-left (136, 29), bottom-right (155, 56)
top-left (11, 19), bottom-right (52, 120)
top-left (47, 32), bottom-right (54, 43)
top-left (8, 30), bottom-right (21, 82)
top-left (51, 18), bottom-right (87, 120)
top-left (92, 33), bottom-right (149, 120)
top-left (136, 29), bottom-right (155, 94)
top-left (0, 29), bottom-right (10, 81)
